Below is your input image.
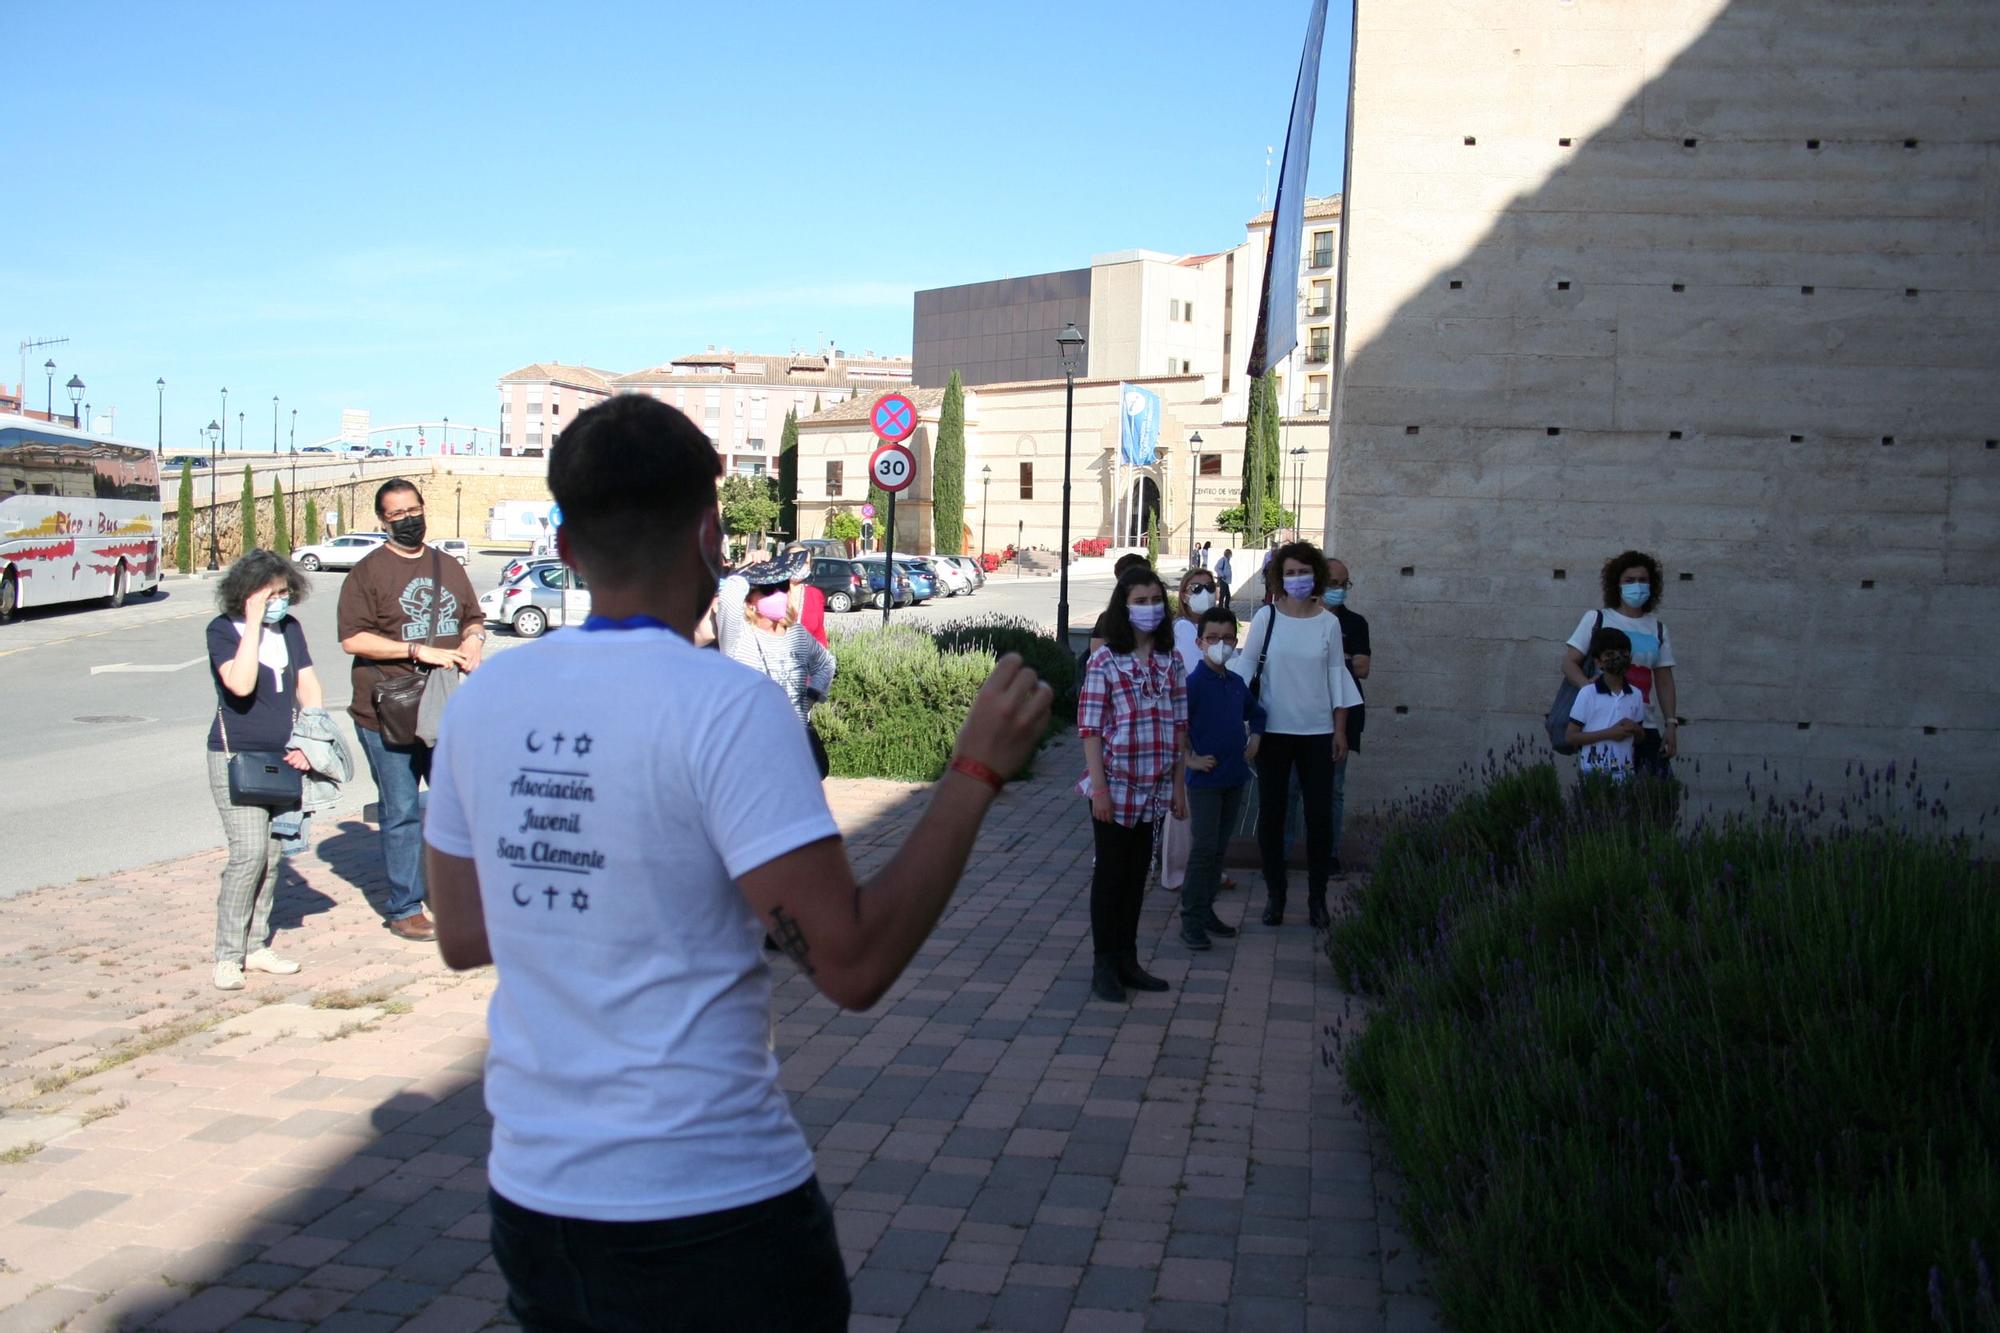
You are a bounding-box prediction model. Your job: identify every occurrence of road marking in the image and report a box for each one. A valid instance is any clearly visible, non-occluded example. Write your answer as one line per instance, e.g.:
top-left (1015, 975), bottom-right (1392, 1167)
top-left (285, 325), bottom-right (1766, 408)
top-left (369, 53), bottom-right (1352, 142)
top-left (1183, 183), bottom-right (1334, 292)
top-left (90, 657), bottom-right (207, 675)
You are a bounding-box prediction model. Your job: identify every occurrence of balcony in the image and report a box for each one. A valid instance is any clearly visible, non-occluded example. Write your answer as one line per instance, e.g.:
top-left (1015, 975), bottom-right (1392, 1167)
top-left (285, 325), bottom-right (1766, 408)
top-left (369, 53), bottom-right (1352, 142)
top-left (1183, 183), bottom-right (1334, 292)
top-left (1308, 248), bottom-right (1335, 269)
top-left (1306, 303), bottom-right (1331, 318)
top-left (1302, 395), bottom-right (1329, 414)
top-left (1304, 348), bottom-right (1332, 365)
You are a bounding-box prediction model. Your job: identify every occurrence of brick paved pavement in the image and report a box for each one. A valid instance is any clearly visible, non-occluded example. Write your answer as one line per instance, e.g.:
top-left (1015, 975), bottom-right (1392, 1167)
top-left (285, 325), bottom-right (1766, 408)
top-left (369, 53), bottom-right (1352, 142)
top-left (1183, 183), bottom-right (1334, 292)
top-left (0, 736), bottom-right (1438, 1332)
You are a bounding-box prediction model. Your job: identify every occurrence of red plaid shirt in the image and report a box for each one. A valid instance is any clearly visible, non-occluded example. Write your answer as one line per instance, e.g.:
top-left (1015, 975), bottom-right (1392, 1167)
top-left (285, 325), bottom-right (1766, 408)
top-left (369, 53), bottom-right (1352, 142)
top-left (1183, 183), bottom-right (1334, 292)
top-left (1076, 647), bottom-right (1187, 827)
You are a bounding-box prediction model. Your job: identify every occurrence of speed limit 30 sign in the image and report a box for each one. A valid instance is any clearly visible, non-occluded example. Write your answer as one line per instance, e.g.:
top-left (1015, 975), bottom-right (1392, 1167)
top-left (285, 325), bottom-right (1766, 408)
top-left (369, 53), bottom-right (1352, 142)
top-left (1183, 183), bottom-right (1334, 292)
top-left (869, 441), bottom-right (916, 494)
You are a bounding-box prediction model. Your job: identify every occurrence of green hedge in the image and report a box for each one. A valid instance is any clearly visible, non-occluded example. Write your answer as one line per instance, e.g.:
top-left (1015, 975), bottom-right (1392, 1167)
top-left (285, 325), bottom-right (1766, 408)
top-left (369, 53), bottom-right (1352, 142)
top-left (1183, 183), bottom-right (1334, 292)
top-left (1333, 763), bottom-right (2000, 1330)
top-left (927, 613), bottom-right (1077, 720)
top-left (815, 628), bottom-right (996, 781)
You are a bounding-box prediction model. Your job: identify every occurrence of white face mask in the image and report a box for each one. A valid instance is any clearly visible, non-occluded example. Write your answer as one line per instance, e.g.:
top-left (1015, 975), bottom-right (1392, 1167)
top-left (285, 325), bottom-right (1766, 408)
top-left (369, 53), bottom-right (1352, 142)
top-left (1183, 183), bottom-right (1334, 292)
top-left (1204, 641), bottom-right (1235, 665)
top-left (1185, 589), bottom-right (1215, 615)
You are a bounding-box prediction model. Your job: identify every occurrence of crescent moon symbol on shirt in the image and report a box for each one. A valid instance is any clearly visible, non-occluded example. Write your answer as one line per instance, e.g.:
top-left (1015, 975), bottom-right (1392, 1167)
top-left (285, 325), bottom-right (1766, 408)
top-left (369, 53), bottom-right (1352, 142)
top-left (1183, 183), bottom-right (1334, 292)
top-left (512, 882), bottom-right (531, 906)
top-left (525, 730), bottom-right (543, 752)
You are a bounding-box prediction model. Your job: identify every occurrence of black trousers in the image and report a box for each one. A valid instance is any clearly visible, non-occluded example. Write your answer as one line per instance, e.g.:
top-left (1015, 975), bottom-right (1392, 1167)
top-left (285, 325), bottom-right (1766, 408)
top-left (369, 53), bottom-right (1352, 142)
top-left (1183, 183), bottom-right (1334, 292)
top-left (1255, 731), bottom-right (1336, 903)
top-left (488, 1180), bottom-right (850, 1333)
top-left (1090, 816), bottom-right (1155, 959)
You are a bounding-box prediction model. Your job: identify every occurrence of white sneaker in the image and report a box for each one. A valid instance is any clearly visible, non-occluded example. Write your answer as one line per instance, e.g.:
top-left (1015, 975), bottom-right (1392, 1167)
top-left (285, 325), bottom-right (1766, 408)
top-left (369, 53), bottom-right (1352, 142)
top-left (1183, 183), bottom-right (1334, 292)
top-left (244, 949), bottom-right (301, 975)
top-left (213, 960), bottom-right (245, 991)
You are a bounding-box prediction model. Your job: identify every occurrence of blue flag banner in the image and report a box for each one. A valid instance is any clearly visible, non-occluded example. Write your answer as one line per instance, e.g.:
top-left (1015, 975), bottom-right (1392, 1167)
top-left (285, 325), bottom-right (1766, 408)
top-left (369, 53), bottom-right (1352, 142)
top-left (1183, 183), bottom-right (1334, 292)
top-left (1247, 0), bottom-right (1330, 379)
top-left (1119, 383), bottom-right (1161, 466)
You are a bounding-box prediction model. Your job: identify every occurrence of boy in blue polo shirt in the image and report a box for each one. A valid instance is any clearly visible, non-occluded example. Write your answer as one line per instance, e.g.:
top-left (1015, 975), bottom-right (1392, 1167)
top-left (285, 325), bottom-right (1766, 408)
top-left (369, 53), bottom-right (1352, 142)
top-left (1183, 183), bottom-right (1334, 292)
top-left (1181, 607), bottom-right (1266, 950)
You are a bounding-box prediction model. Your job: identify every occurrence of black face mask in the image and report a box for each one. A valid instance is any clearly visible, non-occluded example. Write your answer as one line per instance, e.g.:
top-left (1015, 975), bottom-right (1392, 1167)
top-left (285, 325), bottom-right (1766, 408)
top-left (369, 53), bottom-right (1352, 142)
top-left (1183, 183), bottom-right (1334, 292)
top-left (389, 514), bottom-right (427, 548)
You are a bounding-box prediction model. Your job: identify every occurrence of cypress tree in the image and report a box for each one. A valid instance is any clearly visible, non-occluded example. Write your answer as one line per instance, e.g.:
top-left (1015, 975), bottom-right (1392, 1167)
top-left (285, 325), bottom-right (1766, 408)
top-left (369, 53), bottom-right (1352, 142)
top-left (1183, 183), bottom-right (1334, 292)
top-left (1240, 373), bottom-right (1280, 547)
top-left (931, 372), bottom-right (965, 554)
top-left (240, 465), bottom-right (258, 555)
top-left (271, 478), bottom-right (290, 557)
top-left (303, 496), bottom-right (320, 553)
top-left (776, 408), bottom-right (799, 540)
top-left (175, 461), bottom-right (194, 574)
top-left (1145, 510), bottom-right (1160, 566)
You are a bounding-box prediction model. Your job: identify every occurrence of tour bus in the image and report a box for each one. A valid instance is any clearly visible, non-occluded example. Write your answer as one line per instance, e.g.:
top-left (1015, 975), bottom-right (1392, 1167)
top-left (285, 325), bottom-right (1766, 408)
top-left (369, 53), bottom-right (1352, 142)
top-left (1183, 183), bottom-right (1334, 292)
top-left (0, 412), bottom-right (164, 620)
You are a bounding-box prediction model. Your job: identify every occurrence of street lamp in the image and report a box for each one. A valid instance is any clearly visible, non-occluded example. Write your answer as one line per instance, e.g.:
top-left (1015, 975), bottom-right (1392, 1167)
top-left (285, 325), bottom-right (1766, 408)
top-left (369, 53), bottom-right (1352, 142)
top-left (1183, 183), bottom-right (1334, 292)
top-left (43, 359), bottom-right (54, 421)
top-left (289, 408), bottom-right (298, 540)
top-left (156, 378), bottom-right (165, 448)
top-left (1187, 431), bottom-right (1203, 565)
top-left (1054, 321), bottom-right (1086, 650)
top-left (442, 416), bottom-right (450, 455)
top-left (980, 463), bottom-right (992, 558)
top-left (238, 411), bottom-right (245, 460)
top-left (1289, 445), bottom-right (1308, 541)
top-left (66, 376), bottom-right (84, 428)
top-left (220, 388), bottom-right (228, 452)
top-left (272, 396), bottom-right (279, 453)
top-left (455, 482), bottom-right (463, 539)
top-left (204, 420), bottom-right (222, 569)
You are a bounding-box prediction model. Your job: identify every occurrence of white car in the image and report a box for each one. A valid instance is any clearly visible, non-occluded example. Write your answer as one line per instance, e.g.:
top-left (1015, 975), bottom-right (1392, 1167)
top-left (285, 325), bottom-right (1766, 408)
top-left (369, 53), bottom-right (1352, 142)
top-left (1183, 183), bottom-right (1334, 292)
top-left (912, 556), bottom-right (974, 597)
top-left (431, 538), bottom-right (471, 567)
top-left (293, 532), bottom-right (388, 571)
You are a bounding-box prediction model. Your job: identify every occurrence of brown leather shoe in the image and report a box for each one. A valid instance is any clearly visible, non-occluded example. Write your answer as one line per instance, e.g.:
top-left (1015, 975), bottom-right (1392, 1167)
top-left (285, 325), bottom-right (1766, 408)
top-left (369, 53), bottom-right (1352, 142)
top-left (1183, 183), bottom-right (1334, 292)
top-left (387, 912), bottom-right (437, 942)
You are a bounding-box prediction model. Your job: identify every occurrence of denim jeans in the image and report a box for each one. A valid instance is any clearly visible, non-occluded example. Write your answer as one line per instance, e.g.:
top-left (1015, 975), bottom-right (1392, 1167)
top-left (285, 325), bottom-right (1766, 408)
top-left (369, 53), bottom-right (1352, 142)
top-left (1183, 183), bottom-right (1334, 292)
top-left (488, 1180), bottom-right (849, 1333)
top-left (354, 722), bottom-right (429, 922)
top-left (1183, 784), bottom-right (1245, 926)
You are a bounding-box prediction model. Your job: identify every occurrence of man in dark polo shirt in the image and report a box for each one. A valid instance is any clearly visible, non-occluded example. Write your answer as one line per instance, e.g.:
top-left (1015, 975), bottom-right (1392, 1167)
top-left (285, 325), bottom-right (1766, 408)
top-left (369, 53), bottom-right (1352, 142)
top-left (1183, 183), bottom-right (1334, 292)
top-left (337, 479), bottom-right (485, 940)
top-left (1323, 557), bottom-right (1370, 875)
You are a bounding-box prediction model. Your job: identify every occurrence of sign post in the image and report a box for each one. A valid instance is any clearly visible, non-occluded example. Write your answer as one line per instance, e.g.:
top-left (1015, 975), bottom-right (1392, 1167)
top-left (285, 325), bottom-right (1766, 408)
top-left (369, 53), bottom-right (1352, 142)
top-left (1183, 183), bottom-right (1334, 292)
top-left (867, 393), bottom-right (920, 626)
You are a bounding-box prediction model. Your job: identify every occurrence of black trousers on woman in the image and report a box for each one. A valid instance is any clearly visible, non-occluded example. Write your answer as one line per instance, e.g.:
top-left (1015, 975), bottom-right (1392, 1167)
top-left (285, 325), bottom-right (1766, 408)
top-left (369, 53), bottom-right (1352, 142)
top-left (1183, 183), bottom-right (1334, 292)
top-left (1255, 731), bottom-right (1336, 910)
top-left (1090, 817), bottom-right (1155, 959)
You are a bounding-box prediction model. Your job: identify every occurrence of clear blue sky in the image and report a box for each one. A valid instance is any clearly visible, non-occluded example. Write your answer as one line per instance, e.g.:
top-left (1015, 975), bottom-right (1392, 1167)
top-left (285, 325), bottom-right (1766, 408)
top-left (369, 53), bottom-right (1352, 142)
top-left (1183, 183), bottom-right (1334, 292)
top-left (4, 0), bottom-right (1350, 453)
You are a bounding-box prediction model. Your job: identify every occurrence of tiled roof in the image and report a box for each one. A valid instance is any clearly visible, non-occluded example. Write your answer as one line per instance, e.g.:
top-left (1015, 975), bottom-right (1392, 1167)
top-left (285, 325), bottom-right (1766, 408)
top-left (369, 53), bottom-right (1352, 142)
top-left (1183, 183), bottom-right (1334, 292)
top-left (798, 386), bottom-right (948, 427)
top-left (1245, 193), bottom-right (1343, 229)
top-left (498, 363), bottom-right (619, 391)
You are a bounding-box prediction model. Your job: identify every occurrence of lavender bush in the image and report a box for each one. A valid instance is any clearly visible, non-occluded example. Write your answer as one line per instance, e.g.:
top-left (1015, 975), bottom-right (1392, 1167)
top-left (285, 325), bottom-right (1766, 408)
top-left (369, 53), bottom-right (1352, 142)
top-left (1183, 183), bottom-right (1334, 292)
top-left (1331, 756), bottom-right (1999, 1330)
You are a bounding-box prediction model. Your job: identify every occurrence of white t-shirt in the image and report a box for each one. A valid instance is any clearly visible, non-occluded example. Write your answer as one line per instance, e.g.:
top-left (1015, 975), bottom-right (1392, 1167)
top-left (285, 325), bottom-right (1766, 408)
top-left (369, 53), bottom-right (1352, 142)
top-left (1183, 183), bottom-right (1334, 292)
top-left (1568, 678), bottom-right (1647, 776)
top-left (1229, 605), bottom-right (1361, 736)
top-left (425, 625), bottom-right (839, 1222)
top-left (1567, 609), bottom-right (1676, 728)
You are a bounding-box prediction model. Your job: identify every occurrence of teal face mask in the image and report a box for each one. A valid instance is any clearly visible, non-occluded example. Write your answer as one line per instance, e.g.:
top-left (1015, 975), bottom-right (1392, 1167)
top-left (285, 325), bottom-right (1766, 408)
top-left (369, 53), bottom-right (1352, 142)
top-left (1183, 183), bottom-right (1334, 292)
top-left (1323, 588), bottom-right (1347, 608)
top-left (1619, 583), bottom-right (1650, 609)
top-left (263, 597), bottom-right (290, 623)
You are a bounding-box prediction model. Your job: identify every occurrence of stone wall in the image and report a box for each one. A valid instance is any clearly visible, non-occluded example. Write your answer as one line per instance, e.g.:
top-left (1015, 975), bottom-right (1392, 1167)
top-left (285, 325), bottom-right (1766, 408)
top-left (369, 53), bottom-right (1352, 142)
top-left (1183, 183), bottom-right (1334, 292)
top-left (1329, 0), bottom-right (2000, 827)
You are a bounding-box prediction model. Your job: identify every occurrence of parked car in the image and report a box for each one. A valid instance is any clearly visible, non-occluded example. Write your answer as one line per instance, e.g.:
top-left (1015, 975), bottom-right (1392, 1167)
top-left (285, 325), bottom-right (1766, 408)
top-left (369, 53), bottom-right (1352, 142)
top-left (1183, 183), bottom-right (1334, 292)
top-left (292, 531), bottom-right (389, 571)
top-left (366, 446), bottom-right (395, 458)
top-left (790, 538), bottom-right (850, 559)
top-left (162, 454), bottom-right (210, 471)
top-left (943, 555), bottom-right (986, 590)
top-left (907, 556), bottom-right (973, 598)
top-left (479, 562), bottom-right (590, 638)
top-left (858, 556), bottom-right (934, 603)
top-left (431, 538), bottom-right (471, 567)
top-left (299, 444), bottom-right (335, 455)
top-left (805, 556), bottom-right (909, 612)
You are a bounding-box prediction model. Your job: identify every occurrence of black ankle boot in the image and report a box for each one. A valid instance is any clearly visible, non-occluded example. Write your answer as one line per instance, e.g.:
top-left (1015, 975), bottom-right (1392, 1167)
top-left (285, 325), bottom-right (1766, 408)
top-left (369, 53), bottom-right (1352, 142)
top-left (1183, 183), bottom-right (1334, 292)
top-left (1261, 897), bottom-right (1286, 926)
top-left (1308, 893), bottom-right (1330, 930)
top-left (1117, 952), bottom-right (1170, 992)
top-left (1091, 957), bottom-right (1127, 1002)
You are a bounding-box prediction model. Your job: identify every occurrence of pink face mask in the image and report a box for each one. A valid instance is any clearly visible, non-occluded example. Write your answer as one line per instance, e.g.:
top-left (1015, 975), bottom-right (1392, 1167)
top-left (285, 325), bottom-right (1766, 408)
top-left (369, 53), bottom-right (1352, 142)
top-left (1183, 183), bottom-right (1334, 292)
top-left (754, 590), bottom-right (790, 622)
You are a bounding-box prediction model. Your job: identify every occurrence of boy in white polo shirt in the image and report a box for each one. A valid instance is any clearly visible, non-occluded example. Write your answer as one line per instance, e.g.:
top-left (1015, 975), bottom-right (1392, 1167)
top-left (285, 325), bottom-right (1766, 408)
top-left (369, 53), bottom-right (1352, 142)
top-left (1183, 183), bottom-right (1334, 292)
top-left (421, 395), bottom-right (1052, 1332)
top-left (1566, 627), bottom-right (1647, 779)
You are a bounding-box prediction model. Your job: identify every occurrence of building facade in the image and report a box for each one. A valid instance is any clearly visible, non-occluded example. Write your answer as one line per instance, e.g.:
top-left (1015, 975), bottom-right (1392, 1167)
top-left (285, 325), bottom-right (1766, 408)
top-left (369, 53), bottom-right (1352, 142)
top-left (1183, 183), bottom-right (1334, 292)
top-left (1327, 0), bottom-right (2000, 824)
top-left (497, 349), bottom-right (911, 475)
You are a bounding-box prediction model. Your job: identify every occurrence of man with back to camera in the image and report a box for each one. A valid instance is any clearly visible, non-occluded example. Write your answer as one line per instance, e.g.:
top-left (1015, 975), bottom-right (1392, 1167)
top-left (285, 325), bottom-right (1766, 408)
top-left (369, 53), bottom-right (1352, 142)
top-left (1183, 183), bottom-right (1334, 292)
top-left (338, 478), bottom-right (484, 942)
top-left (421, 395), bottom-right (1052, 1331)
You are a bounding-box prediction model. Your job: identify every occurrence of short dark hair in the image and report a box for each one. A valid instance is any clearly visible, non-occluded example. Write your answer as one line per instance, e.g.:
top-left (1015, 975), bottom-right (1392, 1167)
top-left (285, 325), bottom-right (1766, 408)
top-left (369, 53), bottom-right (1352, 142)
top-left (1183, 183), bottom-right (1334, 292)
top-left (373, 478), bottom-right (422, 519)
top-left (1268, 540), bottom-right (1330, 599)
top-left (1587, 625), bottom-right (1633, 659)
top-left (1099, 568), bottom-right (1168, 654)
top-left (217, 549), bottom-right (309, 619)
top-left (1113, 553), bottom-right (1152, 580)
top-left (1197, 606), bottom-right (1239, 636)
top-left (1601, 550), bottom-right (1664, 613)
top-left (548, 396), bottom-right (722, 584)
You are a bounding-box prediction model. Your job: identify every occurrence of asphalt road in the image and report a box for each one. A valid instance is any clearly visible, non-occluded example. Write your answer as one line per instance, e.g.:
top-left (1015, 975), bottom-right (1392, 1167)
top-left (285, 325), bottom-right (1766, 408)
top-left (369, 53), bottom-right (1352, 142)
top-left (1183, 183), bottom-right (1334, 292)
top-left (1, 551), bottom-right (1128, 898)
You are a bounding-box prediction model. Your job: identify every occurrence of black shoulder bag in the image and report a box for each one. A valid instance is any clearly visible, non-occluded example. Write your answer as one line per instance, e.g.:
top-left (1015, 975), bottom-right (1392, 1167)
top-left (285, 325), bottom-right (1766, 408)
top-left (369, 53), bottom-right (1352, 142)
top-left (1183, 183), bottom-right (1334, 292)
top-left (370, 549), bottom-right (441, 748)
top-left (217, 705), bottom-right (303, 807)
top-left (1248, 604), bottom-right (1282, 703)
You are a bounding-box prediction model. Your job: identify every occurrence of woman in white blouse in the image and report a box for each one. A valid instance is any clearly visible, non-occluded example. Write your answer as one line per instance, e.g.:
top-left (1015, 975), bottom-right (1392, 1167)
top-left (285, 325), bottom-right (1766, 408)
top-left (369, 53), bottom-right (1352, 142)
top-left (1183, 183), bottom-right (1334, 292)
top-left (1230, 542), bottom-right (1360, 930)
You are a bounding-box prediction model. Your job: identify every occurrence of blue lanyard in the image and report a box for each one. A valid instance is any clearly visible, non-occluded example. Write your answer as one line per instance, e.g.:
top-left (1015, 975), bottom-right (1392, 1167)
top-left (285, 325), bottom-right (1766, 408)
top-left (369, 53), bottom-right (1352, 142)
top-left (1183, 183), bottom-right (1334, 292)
top-left (580, 614), bottom-right (670, 633)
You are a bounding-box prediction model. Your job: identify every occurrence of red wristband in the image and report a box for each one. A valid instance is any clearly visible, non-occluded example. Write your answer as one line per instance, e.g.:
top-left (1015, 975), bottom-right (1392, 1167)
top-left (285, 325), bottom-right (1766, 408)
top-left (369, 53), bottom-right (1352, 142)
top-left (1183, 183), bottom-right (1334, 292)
top-left (948, 756), bottom-right (1007, 793)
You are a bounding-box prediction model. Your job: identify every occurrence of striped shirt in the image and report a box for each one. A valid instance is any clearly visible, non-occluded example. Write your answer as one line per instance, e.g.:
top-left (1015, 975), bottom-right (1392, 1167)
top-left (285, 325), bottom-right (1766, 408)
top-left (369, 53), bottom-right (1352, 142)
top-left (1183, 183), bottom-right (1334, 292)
top-left (729, 623), bottom-right (835, 718)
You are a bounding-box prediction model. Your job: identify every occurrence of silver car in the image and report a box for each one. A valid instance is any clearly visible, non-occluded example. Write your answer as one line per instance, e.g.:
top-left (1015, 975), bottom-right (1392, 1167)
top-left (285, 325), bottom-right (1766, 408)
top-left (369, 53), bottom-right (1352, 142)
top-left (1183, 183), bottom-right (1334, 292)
top-left (479, 562), bottom-right (590, 638)
top-left (292, 532), bottom-right (388, 571)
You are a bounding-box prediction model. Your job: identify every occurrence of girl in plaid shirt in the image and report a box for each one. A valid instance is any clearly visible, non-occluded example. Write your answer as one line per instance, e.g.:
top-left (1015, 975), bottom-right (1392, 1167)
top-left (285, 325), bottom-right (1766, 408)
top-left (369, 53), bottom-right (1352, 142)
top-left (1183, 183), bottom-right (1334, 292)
top-left (1078, 568), bottom-right (1189, 1003)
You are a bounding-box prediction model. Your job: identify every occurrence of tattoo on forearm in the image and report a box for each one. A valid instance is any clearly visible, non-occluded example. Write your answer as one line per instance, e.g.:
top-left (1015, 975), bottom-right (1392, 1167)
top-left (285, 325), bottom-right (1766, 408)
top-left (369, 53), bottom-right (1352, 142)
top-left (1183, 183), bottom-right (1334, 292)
top-left (768, 905), bottom-right (815, 976)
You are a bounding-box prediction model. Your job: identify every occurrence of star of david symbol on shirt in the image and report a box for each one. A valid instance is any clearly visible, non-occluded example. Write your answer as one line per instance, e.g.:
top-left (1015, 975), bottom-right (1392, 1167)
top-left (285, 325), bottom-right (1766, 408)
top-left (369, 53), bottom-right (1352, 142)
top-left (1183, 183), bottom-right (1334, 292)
top-left (571, 887), bottom-right (590, 913)
top-left (573, 733), bottom-right (594, 757)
